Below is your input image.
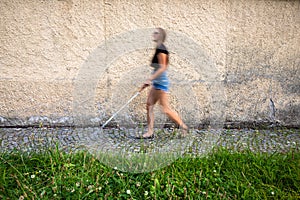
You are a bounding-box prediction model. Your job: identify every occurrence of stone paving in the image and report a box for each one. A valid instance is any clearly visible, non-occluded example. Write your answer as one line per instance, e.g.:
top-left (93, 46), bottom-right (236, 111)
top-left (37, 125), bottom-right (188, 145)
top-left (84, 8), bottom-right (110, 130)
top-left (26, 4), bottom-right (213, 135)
top-left (0, 127), bottom-right (299, 155)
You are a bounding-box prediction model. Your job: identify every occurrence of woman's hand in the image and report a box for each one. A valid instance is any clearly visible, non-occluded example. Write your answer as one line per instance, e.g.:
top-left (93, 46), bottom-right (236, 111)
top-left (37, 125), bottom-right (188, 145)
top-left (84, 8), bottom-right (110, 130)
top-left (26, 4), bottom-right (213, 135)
top-left (144, 79), bottom-right (151, 86)
top-left (140, 79), bottom-right (151, 92)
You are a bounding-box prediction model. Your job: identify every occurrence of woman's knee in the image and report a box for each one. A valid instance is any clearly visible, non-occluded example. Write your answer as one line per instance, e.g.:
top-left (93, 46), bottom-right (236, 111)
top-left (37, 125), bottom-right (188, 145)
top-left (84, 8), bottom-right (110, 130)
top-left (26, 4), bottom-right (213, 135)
top-left (146, 102), bottom-right (154, 111)
top-left (146, 94), bottom-right (158, 109)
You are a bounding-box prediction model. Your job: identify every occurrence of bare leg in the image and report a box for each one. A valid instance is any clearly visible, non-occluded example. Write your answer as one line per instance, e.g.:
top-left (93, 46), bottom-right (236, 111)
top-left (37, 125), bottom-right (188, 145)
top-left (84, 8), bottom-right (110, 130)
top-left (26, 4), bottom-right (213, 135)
top-left (143, 87), bottom-right (160, 137)
top-left (159, 90), bottom-right (188, 134)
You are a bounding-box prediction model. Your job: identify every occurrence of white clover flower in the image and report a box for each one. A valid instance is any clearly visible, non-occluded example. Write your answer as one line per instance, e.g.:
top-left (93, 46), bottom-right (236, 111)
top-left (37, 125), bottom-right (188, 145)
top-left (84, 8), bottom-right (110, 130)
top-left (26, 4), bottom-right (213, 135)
top-left (271, 191), bottom-right (275, 195)
top-left (144, 191), bottom-right (148, 196)
top-left (136, 182), bottom-right (141, 187)
top-left (31, 174), bottom-right (35, 179)
top-left (76, 182), bottom-right (80, 187)
top-left (114, 166), bottom-right (118, 170)
top-left (202, 191), bottom-right (206, 195)
top-left (88, 185), bottom-right (94, 191)
top-left (71, 188), bottom-right (75, 193)
top-left (213, 170), bottom-right (217, 173)
top-left (126, 190), bottom-right (131, 195)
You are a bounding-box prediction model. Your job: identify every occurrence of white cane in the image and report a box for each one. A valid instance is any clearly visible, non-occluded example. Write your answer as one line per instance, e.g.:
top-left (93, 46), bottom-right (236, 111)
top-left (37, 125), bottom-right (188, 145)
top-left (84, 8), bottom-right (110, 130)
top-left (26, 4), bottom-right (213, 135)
top-left (101, 86), bottom-right (147, 129)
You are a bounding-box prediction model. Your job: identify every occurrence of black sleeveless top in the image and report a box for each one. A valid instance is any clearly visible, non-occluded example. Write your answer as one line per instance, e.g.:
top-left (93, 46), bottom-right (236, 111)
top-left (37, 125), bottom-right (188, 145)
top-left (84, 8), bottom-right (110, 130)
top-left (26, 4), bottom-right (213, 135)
top-left (151, 44), bottom-right (169, 68)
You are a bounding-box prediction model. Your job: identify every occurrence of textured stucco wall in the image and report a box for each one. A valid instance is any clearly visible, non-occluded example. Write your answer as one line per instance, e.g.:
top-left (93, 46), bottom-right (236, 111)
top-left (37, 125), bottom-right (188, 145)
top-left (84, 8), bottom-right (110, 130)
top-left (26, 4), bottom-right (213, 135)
top-left (0, 0), bottom-right (299, 128)
top-left (226, 1), bottom-right (300, 127)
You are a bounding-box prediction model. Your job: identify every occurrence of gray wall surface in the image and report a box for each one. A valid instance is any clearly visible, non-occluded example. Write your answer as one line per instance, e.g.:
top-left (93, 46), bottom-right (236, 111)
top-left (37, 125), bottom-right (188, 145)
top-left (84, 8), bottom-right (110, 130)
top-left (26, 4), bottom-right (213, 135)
top-left (0, 0), bottom-right (299, 128)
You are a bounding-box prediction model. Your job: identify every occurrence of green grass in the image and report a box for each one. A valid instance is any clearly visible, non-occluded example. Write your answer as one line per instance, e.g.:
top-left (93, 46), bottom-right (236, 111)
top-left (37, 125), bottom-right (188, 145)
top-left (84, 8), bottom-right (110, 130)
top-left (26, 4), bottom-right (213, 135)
top-left (0, 147), bottom-right (299, 199)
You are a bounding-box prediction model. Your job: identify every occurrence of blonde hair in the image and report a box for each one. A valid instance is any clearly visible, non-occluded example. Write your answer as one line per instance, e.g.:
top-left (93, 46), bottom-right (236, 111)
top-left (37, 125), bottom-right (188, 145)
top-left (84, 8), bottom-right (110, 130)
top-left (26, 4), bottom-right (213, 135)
top-left (157, 27), bottom-right (167, 42)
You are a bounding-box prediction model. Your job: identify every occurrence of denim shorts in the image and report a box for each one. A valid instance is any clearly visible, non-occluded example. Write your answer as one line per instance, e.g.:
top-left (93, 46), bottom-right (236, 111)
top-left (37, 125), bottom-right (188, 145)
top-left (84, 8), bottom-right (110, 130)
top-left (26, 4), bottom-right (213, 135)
top-left (153, 83), bottom-right (169, 92)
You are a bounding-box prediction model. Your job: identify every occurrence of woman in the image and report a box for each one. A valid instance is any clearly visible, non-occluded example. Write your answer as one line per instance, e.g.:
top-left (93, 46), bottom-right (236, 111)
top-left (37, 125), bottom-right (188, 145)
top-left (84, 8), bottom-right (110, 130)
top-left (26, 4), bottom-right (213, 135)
top-left (140, 27), bottom-right (188, 139)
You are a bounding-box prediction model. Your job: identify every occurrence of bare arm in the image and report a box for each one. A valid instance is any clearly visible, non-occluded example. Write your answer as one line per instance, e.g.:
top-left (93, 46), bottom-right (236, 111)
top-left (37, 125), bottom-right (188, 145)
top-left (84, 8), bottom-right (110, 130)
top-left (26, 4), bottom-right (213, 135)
top-left (148, 53), bottom-right (168, 81)
top-left (141, 53), bottom-right (168, 90)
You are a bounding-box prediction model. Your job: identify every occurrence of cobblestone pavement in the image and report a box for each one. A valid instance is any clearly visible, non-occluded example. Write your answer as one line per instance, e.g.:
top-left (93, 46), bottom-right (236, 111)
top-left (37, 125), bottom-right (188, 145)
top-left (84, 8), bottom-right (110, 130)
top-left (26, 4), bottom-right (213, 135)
top-left (0, 127), bottom-right (299, 155)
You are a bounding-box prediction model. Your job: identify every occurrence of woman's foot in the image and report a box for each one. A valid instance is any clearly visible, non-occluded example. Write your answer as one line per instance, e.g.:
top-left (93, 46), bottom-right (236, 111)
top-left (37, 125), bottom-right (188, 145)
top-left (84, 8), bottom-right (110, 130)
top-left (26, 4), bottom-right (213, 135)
top-left (180, 124), bottom-right (189, 137)
top-left (142, 132), bottom-right (155, 138)
top-left (136, 132), bottom-right (155, 139)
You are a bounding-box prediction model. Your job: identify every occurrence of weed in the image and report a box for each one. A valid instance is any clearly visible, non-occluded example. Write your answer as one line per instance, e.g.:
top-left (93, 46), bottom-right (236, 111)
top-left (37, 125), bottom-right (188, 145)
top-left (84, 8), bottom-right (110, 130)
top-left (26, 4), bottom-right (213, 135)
top-left (0, 147), bottom-right (299, 199)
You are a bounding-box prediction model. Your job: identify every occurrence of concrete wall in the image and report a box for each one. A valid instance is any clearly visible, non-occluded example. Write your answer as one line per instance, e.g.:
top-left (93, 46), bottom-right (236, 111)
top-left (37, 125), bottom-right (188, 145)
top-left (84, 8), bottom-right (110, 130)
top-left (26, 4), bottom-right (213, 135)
top-left (0, 0), bottom-right (299, 128)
